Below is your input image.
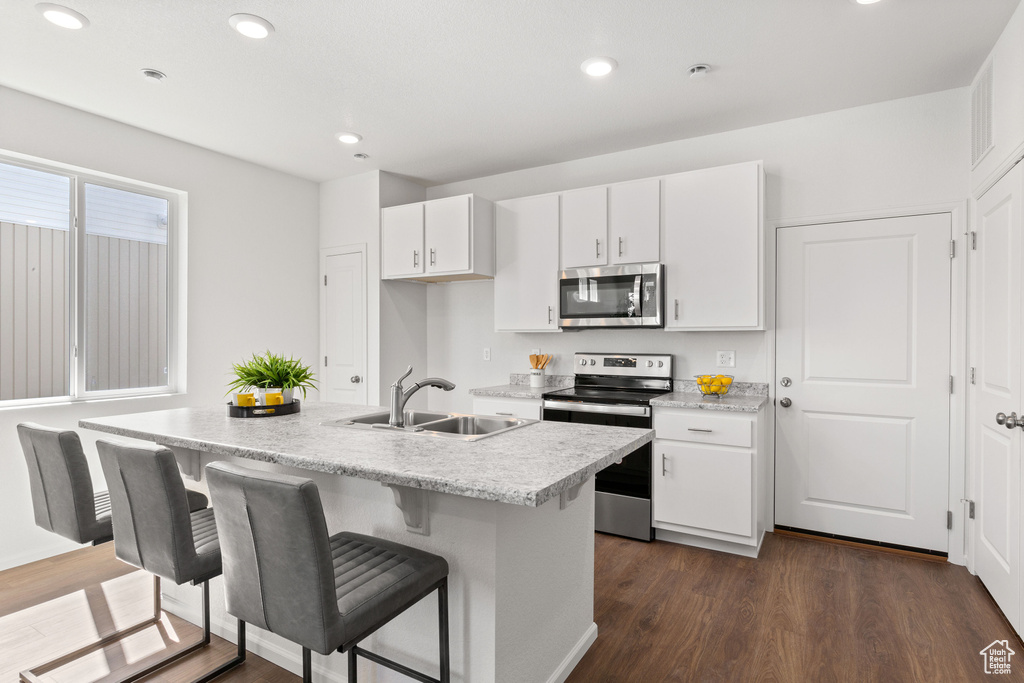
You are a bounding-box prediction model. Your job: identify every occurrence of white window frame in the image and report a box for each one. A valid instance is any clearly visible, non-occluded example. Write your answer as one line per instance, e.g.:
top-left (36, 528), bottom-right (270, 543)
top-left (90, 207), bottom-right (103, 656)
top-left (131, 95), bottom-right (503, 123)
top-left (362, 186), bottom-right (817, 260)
top-left (0, 149), bottom-right (186, 407)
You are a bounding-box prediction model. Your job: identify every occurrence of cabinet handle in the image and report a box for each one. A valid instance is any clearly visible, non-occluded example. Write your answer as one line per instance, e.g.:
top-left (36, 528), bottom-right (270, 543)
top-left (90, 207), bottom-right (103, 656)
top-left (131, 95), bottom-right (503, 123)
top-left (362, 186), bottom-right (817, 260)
top-left (661, 453), bottom-right (668, 476)
top-left (595, 238), bottom-right (600, 258)
top-left (413, 250), bottom-right (419, 268)
top-left (495, 412), bottom-right (514, 416)
top-left (687, 428), bottom-right (713, 433)
top-left (548, 305), bottom-right (553, 324)
top-left (674, 299), bottom-right (679, 320)
top-left (430, 248), bottom-right (436, 266)
top-left (618, 236), bottom-right (623, 257)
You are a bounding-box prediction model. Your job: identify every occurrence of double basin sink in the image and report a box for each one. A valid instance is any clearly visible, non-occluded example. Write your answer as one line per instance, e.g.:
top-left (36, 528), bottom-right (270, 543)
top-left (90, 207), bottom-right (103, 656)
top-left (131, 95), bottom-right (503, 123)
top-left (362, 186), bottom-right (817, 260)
top-left (325, 410), bottom-right (537, 442)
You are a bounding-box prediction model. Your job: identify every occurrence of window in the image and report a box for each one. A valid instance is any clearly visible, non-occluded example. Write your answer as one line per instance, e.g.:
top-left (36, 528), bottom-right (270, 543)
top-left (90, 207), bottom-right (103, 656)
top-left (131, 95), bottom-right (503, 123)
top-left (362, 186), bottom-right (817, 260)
top-left (0, 157), bottom-right (180, 404)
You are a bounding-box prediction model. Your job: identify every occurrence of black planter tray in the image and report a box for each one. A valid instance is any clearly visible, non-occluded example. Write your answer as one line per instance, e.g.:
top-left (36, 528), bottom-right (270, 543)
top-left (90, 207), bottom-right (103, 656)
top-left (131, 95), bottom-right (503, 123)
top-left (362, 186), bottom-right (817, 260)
top-left (227, 399), bottom-right (300, 418)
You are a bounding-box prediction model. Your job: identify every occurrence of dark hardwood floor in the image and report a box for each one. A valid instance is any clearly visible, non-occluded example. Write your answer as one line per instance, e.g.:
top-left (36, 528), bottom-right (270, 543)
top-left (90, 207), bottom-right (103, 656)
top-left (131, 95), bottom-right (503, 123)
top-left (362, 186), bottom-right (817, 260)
top-left (3, 533), bottom-right (1021, 682)
top-left (567, 532), bottom-right (1024, 682)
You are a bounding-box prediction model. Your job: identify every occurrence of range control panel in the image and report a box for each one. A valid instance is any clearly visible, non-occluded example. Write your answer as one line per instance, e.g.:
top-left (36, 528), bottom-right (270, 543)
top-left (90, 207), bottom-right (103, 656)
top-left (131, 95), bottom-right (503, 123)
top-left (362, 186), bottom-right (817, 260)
top-left (573, 353), bottom-right (673, 379)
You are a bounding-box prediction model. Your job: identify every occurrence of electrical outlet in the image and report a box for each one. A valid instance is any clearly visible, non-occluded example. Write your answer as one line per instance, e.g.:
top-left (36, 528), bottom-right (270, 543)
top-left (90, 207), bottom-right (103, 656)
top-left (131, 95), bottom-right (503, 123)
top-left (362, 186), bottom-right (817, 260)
top-left (716, 351), bottom-right (736, 368)
top-left (530, 348), bottom-right (541, 355)
top-left (483, 347), bottom-right (491, 361)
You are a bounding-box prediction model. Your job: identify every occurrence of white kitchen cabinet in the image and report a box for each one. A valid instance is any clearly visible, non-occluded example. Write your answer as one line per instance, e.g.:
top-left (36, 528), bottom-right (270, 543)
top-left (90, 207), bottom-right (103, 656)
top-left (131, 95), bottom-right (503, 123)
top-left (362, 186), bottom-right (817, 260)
top-left (652, 405), bottom-right (766, 557)
top-left (560, 186), bottom-right (607, 268)
top-left (381, 202), bottom-right (425, 278)
top-left (608, 177), bottom-right (660, 264)
top-left (494, 194), bottom-right (561, 332)
top-left (472, 396), bottom-right (542, 420)
top-left (381, 194), bottom-right (494, 282)
top-left (662, 161), bottom-right (764, 330)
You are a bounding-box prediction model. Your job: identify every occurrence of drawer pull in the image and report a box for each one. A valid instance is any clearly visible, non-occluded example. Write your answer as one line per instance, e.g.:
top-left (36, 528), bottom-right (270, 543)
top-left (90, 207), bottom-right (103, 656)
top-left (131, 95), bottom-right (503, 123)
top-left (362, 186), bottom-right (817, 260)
top-left (495, 412), bottom-right (514, 416)
top-left (687, 428), bottom-right (713, 433)
top-left (661, 453), bottom-right (667, 476)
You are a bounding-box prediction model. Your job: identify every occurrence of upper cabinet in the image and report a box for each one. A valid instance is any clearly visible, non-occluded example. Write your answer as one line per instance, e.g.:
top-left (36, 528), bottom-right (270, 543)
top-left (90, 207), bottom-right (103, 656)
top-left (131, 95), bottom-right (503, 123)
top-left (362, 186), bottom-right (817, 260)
top-left (609, 178), bottom-right (660, 265)
top-left (663, 161), bottom-right (764, 331)
top-left (560, 180), bottom-right (660, 269)
top-left (494, 194), bottom-right (561, 332)
top-left (381, 194), bottom-right (494, 283)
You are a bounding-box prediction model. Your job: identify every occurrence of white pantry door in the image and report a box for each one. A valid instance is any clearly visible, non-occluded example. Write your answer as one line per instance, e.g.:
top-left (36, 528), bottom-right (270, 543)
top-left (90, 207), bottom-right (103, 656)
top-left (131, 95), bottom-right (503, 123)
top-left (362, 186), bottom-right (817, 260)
top-left (971, 163), bottom-right (1022, 631)
top-left (321, 249), bottom-right (367, 405)
top-left (775, 213), bottom-right (952, 552)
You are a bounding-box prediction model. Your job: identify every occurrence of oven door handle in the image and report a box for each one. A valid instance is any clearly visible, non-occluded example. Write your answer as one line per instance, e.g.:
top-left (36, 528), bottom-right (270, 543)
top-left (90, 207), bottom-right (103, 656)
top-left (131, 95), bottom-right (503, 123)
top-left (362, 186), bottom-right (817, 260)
top-left (543, 400), bottom-right (651, 417)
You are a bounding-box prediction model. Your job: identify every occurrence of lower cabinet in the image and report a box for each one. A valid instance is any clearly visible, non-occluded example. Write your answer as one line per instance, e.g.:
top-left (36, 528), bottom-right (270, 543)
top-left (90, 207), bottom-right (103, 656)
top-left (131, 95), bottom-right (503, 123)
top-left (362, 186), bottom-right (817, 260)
top-left (471, 396), bottom-right (542, 420)
top-left (653, 406), bottom-right (766, 556)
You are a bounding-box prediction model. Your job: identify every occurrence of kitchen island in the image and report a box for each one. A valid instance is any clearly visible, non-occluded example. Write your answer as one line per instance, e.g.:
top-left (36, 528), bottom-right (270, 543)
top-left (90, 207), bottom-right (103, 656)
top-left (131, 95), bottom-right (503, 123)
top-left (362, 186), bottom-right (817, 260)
top-left (81, 402), bottom-right (653, 683)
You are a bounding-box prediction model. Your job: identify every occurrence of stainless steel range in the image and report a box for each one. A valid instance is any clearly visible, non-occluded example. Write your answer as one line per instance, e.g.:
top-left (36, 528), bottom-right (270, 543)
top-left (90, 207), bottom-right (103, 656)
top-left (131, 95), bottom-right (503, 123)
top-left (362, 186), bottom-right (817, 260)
top-left (541, 353), bottom-right (672, 542)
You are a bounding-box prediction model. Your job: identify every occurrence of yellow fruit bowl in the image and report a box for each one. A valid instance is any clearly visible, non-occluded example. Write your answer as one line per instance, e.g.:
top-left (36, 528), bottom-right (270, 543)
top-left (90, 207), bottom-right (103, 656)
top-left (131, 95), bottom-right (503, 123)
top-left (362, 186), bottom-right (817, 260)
top-left (695, 374), bottom-right (734, 398)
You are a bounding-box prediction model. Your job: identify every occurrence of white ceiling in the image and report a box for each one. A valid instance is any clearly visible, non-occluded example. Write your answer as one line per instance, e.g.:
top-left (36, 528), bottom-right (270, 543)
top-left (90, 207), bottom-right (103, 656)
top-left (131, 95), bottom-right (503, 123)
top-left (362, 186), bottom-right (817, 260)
top-left (0, 0), bottom-right (1018, 185)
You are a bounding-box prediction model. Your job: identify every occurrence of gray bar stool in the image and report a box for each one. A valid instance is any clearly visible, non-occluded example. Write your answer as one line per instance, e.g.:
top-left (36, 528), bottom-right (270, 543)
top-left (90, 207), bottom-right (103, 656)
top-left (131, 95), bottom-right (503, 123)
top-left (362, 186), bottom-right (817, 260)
top-left (97, 439), bottom-right (247, 682)
top-left (16, 423), bottom-right (207, 683)
top-left (205, 461), bottom-right (450, 683)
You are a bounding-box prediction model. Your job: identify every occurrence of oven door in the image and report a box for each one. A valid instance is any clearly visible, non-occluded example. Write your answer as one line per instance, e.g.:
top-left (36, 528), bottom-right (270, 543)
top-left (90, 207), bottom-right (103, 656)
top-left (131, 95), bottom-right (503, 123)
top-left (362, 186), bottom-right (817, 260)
top-left (558, 264), bottom-right (663, 328)
top-left (542, 400), bottom-right (654, 541)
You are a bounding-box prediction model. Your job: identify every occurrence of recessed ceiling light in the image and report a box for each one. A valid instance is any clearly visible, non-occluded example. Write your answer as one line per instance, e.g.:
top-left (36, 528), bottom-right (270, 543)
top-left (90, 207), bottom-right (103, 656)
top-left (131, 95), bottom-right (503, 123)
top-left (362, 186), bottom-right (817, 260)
top-left (849, 0), bottom-right (883, 4)
top-left (353, 153), bottom-right (369, 161)
top-left (337, 133), bottom-right (363, 144)
top-left (141, 69), bottom-right (167, 83)
top-left (688, 64), bottom-right (711, 79)
top-left (581, 57), bottom-right (617, 78)
top-left (228, 13), bottom-right (274, 39)
top-left (36, 3), bottom-right (89, 29)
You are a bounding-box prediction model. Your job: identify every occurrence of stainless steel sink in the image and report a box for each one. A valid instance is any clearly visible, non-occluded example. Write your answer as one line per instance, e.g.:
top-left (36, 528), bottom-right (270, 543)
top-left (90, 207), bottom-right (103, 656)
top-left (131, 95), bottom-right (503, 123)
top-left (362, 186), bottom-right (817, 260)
top-left (323, 411), bottom-right (536, 441)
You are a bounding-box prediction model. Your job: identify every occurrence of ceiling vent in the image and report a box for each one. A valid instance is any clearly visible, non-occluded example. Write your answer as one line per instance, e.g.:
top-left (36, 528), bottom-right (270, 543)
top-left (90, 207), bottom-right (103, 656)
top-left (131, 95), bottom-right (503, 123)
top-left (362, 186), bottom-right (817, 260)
top-left (972, 61), bottom-right (993, 167)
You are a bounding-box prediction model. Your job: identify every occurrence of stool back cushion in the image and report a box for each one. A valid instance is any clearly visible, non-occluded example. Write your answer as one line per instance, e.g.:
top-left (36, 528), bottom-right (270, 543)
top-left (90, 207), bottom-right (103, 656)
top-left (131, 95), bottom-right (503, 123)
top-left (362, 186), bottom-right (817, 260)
top-left (97, 440), bottom-right (201, 584)
top-left (206, 462), bottom-right (340, 654)
top-left (17, 423), bottom-right (104, 543)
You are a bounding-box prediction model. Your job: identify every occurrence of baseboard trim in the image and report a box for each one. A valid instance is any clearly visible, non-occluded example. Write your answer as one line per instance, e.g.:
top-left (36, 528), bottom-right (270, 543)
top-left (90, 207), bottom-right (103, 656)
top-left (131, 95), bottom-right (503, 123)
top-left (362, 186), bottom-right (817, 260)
top-left (161, 592), bottom-right (347, 682)
top-left (546, 622), bottom-right (598, 683)
top-left (0, 537), bottom-right (78, 572)
top-left (655, 528), bottom-right (764, 558)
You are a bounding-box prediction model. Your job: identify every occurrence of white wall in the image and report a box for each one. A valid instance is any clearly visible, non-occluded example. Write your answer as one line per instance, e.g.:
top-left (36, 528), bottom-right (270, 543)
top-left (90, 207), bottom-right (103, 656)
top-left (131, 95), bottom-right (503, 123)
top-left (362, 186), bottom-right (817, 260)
top-left (0, 87), bottom-right (320, 570)
top-left (422, 88), bottom-right (970, 414)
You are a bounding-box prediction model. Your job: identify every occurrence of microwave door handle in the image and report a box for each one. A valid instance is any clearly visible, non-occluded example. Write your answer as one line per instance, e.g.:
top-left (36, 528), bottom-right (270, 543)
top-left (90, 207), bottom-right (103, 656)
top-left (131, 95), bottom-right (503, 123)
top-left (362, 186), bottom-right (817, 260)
top-left (633, 276), bottom-right (641, 317)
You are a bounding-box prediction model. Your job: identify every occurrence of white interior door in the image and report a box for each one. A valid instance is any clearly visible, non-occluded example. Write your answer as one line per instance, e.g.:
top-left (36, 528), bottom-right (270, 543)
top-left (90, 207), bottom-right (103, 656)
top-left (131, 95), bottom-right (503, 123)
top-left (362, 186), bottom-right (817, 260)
top-left (321, 249), bottom-right (367, 405)
top-left (971, 163), bottom-right (1022, 631)
top-left (775, 213), bottom-right (952, 552)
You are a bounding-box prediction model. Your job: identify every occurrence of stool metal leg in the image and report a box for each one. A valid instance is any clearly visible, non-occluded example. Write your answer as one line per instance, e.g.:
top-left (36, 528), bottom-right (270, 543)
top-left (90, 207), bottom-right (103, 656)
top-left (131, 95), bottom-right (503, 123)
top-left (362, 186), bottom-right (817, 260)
top-left (439, 578), bottom-right (450, 683)
top-left (304, 647), bottom-right (314, 683)
top-left (348, 646), bottom-right (357, 682)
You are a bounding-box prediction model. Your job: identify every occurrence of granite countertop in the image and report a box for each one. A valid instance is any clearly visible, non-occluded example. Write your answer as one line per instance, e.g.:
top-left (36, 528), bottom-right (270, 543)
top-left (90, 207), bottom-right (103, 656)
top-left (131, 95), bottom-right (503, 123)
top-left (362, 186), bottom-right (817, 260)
top-left (80, 402), bottom-right (652, 508)
top-left (649, 392), bottom-right (768, 412)
top-left (470, 373), bottom-right (573, 399)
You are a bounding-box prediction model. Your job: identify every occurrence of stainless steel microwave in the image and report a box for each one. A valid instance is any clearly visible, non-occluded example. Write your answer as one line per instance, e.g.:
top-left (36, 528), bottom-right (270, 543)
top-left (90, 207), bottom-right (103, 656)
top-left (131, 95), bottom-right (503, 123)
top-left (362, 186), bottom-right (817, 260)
top-left (558, 264), bottom-right (664, 328)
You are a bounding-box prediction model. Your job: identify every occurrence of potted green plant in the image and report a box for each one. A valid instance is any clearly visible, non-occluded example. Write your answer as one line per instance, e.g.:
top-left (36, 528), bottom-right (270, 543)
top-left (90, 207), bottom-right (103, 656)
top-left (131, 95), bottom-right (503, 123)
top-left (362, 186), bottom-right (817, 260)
top-left (227, 351), bottom-right (318, 404)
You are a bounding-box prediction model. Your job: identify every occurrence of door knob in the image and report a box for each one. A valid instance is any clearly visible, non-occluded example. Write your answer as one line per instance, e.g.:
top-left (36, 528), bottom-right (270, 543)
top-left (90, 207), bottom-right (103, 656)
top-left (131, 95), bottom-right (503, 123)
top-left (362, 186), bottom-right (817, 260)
top-left (779, 397), bottom-right (792, 408)
top-left (350, 376), bottom-right (362, 384)
top-left (780, 377), bottom-right (792, 387)
top-left (1005, 412), bottom-right (1023, 429)
top-left (997, 412), bottom-right (1008, 425)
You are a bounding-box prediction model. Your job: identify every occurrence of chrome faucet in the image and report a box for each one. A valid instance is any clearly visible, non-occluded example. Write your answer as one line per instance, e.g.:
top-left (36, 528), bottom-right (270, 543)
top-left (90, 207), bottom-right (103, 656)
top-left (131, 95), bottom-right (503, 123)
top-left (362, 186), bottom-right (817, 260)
top-left (389, 366), bottom-right (456, 428)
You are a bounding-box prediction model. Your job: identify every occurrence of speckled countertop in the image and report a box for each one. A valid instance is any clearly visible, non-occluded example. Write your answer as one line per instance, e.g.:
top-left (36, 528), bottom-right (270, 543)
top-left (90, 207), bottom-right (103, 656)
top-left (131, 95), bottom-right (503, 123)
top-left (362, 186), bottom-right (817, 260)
top-left (79, 402), bottom-right (653, 508)
top-left (650, 392), bottom-right (768, 412)
top-left (470, 373), bottom-right (573, 399)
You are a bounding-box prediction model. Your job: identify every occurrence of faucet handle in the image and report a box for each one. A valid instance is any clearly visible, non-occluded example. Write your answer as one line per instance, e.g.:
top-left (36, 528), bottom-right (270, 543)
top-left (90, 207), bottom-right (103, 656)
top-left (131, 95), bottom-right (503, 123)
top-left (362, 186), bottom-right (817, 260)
top-left (393, 365), bottom-right (414, 387)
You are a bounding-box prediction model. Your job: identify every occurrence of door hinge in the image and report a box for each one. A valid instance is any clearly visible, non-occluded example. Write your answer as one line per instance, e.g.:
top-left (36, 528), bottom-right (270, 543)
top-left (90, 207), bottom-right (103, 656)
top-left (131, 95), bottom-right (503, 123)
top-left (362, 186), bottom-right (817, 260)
top-left (970, 367), bottom-right (976, 384)
top-left (964, 499), bottom-right (976, 519)
top-left (324, 355), bottom-right (328, 366)
top-left (949, 375), bottom-right (954, 394)
top-left (324, 275), bottom-right (327, 286)
top-left (950, 239), bottom-right (956, 258)
top-left (947, 510), bottom-right (953, 530)
top-left (73, 344), bottom-right (78, 358)
top-left (971, 231), bottom-right (977, 250)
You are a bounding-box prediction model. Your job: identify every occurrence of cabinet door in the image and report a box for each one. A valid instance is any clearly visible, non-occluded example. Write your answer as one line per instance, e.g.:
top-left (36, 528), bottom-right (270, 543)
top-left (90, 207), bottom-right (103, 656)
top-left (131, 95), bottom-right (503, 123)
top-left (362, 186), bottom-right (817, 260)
top-left (663, 162), bottom-right (761, 329)
top-left (495, 195), bottom-right (560, 331)
top-left (381, 203), bottom-right (424, 278)
top-left (472, 397), bottom-right (542, 420)
top-left (560, 186), bottom-right (607, 269)
top-left (425, 195), bottom-right (471, 274)
top-left (609, 178), bottom-right (660, 264)
top-left (654, 441), bottom-right (753, 538)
